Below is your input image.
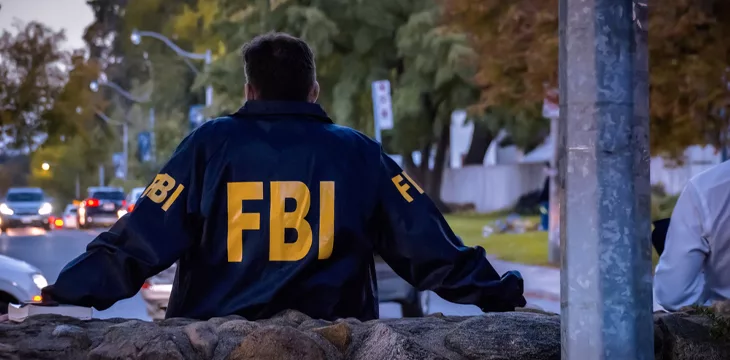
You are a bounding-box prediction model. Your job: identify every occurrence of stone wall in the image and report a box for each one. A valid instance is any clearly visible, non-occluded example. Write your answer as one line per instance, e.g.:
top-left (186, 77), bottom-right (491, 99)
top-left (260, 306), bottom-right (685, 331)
top-left (0, 307), bottom-right (728, 360)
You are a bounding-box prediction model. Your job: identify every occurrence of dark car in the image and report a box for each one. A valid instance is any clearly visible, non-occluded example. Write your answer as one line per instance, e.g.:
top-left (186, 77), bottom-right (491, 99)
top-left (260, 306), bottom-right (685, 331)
top-left (78, 187), bottom-right (127, 229)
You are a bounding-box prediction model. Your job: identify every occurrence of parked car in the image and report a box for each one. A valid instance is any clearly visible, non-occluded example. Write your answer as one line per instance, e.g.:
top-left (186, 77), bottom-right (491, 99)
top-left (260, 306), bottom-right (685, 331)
top-left (0, 188), bottom-right (53, 232)
top-left (62, 204), bottom-right (79, 229)
top-left (140, 256), bottom-right (430, 320)
top-left (125, 187), bottom-right (146, 213)
top-left (0, 254), bottom-right (48, 314)
top-left (375, 255), bottom-right (430, 317)
top-left (78, 187), bottom-right (127, 229)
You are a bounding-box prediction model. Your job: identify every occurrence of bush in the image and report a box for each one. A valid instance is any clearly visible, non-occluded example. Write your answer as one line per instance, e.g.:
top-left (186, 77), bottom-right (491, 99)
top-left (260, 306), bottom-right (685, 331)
top-left (512, 189), bottom-right (542, 216)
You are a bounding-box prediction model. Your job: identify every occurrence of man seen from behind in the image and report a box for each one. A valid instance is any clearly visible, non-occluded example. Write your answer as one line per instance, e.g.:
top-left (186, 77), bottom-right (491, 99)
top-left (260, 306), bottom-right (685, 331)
top-left (39, 33), bottom-right (526, 321)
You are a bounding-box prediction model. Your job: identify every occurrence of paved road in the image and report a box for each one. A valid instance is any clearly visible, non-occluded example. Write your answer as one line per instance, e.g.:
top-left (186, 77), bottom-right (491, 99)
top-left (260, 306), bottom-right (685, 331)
top-left (0, 228), bottom-right (557, 321)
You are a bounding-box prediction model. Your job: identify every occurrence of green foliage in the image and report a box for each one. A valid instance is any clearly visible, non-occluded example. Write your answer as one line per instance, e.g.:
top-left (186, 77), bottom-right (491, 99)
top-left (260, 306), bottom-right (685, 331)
top-left (0, 21), bottom-right (69, 150)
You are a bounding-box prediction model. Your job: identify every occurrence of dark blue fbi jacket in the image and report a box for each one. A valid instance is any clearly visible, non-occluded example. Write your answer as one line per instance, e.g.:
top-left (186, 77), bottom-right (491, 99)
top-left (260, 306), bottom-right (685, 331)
top-left (43, 101), bottom-right (526, 321)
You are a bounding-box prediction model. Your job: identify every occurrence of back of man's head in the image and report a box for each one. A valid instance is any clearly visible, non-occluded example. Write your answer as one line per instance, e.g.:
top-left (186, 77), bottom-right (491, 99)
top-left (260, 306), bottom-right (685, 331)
top-left (241, 32), bottom-right (317, 102)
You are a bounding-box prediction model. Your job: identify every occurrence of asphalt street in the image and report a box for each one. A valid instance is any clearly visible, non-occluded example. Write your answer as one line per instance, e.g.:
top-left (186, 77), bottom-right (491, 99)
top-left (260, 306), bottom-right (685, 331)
top-left (0, 227), bottom-right (558, 321)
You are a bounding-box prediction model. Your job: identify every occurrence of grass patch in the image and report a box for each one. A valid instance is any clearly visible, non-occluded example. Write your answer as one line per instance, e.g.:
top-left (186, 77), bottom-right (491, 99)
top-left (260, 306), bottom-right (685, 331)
top-left (446, 212), bottom-right (660, 268)
top-left (445, 213), bottom-right (551, 266)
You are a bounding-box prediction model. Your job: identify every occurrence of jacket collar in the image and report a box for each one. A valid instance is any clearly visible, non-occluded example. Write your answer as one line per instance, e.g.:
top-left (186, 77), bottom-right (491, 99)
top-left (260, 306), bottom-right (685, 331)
top-left (234, 100), bottom-right (333, 124)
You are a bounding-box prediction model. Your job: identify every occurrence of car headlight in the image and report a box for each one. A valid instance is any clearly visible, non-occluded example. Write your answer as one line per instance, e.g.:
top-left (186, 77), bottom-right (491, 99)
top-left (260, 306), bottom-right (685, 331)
top-left (38, 202), bottom-right (53, 215)
top-left (32, 274), bottom-right (48, 289)
top-left (0, 203), bottom-right (13, 215)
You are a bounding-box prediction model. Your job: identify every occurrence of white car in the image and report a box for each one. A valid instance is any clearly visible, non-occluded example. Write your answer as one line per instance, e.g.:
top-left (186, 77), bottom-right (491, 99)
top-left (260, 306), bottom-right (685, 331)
top-left (0, 254), bottom-right (48, 314)
top-left (125, 187), bottom-right (146, 213)
top-left (140, 263), bottom-right (176, 320)
top-left (62, 204), bottom-right (79, 229)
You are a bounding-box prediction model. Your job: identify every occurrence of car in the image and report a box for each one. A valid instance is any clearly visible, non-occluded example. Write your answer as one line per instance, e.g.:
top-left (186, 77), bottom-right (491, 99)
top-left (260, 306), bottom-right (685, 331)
top-left (125, 187), bottom-right (146, 213)
top-left (375, 255), bottom-right (430, 317)
top-left (0, 188), bottom-right (53, 232)
top-left (62, 204), bottom-right (79, 229)
top-left (78, 187), bottom-right (127, 229)
top-left (139, 256), bottom-right (430, 320)
top-left (140, 264), bottom-right (176, 320)
top-left (0, 254), bottom-right (48, 315)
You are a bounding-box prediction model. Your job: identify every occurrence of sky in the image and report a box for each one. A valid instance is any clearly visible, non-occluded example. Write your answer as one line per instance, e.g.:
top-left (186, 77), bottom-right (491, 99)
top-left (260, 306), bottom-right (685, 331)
top-left (0, 0), bottom-right (94, 50)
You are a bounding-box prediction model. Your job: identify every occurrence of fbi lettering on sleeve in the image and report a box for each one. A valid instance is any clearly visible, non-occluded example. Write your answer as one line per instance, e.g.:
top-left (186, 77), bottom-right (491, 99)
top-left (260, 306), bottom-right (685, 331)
top-left (391, 171), bottom-right (424, 203)
top-left (227, 181), bottom-right (335, 263)
top-left (142, 173), bottom-right (185, 211)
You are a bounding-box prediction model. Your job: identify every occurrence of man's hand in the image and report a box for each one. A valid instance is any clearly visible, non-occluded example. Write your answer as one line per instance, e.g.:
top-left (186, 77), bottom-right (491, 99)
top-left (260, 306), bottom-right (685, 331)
top-left (481, 270), bottom-right (527, 312)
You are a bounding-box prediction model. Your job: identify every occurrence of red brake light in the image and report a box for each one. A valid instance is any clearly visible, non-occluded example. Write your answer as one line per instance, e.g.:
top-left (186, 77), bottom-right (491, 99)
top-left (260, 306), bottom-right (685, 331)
top-left (141, 281), bottom-right (150, 289)
top-left (85, 198), bottom-right (99, 207)
top-left (128, 204), bottom-right (135, 212)
top-left (122, 200), bottom-right (127, 207)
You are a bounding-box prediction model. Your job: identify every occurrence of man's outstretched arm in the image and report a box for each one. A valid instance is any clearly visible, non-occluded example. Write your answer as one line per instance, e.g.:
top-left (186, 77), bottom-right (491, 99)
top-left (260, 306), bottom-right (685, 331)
top-left (42, 131), bottom-right (206, 311)
top-left (371, 149), bottom-right (526, 312)
top-left (654, 182), bottom-right (709, 311)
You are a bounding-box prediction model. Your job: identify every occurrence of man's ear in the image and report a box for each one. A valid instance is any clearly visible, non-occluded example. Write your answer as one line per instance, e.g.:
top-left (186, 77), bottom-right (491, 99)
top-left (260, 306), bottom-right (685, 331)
top-left (245, 83), bottom-right (257, 101)
top-left (308, 81), bottom-right (320, 103)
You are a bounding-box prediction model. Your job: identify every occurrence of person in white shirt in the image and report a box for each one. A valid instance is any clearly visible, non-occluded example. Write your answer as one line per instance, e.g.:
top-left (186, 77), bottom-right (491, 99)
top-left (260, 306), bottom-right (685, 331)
top-left (654, 160), bottom-right (730, 311)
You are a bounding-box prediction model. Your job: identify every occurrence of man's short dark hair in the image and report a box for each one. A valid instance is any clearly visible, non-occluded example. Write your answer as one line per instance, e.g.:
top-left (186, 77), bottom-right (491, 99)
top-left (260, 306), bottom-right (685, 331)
top-left (241, 33), bottom-right (316, 101)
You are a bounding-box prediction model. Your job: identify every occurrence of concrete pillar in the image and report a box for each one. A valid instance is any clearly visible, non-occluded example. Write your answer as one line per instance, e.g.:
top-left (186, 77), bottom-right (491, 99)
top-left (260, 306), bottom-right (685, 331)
top-left (559, 0), bottom-right (653, 359)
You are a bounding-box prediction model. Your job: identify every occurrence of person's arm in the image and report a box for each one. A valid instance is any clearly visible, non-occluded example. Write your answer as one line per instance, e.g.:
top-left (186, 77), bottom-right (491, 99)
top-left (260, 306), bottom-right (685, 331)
top-left (371, 150), bottom-right (526, 312)
top-left (654, 182), bottom-right (709, 311)
top-left (42, 132), bottom-right (206, 310)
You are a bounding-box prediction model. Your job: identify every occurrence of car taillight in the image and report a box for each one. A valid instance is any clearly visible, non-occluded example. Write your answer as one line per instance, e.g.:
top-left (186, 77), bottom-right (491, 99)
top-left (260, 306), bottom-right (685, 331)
top-left (122, 200), bottom-right (127, 207)
top-left (85, 198), bottom-right (99, 207)
top-left (128, 204), bottom-right (135, 212)
top-left (54, 219), bottom-right (63, 227)
top-left (141, 281), bottom-right (150, 289)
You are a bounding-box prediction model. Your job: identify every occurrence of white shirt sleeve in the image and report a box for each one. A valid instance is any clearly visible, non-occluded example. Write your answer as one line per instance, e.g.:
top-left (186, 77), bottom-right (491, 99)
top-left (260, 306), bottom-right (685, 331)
top-left (654, 182), bottom-right (710, 311)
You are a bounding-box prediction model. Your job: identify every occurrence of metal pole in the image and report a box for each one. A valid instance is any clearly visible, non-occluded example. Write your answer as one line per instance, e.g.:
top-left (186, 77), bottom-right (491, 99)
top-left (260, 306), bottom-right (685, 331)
top-left (122, 122), bottom-right (129, 181)
top-left (548, 116), bottom-right (560, 264)
top-left (150, 107), bottom-right (156, 164)
top-left (99, 165), bottom-right (105, 187)
top-left (204, 50), bottom-right (213, 108)
top-left (559, 0), bottom-right (652, 359)
top-left (75, 174), bottom-right (80, 199)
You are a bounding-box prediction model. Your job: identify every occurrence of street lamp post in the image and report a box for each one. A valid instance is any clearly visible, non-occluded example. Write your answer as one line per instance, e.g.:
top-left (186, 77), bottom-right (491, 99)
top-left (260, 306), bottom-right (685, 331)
top-left (130, 29), bottom-right (213, 108)
top-left (89, 55), bottom-right (155, 180)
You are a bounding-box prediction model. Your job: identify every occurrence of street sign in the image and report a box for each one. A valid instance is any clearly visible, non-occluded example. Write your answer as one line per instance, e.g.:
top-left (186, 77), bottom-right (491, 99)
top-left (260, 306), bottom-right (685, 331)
top-left (137, 132), bottom-right (152, 163)
top-left (371, 80), bottom-right (394, 130)
top-left (112, 152), bottom-right (125, 179)
top-left (189, 105), bottom-right (206, 132)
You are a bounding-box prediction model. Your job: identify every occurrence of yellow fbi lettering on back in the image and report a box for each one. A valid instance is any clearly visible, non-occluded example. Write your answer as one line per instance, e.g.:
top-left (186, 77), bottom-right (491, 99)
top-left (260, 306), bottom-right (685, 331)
top-left (142, 173), bottom-right (185, 211)
top-left (227, 181), bottom-right (335, 262)
top-left (391, 171), bottom-right (424, 203)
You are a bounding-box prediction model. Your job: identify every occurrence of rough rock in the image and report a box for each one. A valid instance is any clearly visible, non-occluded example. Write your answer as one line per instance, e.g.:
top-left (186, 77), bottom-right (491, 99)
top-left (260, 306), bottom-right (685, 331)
top-left (0, 308), bottom-right (728, 359)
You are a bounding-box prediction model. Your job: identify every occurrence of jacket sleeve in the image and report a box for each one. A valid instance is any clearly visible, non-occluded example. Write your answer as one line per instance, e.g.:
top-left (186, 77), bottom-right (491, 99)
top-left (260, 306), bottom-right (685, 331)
top-left (42, 132), bottom-right (205, 310)
top-left (371, 150), bottom-right (526, 312)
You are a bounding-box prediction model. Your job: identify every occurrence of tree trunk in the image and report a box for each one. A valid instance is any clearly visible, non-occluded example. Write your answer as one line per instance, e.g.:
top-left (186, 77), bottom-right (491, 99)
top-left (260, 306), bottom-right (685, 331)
top-left (428, 121), bottom-right (451, 213)
top-left (463, 120), bottom-right (494, 165)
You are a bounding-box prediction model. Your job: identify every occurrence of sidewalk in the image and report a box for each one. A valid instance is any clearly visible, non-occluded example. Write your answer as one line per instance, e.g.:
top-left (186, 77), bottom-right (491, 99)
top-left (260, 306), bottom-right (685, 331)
top-left (490, 257), bottom-right (663, 314)
top-left (489, 257), bottom-right (561, 313)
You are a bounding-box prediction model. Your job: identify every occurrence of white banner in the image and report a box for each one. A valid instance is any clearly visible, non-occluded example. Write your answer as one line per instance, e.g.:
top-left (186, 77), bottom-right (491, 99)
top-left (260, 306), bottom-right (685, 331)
top-left (371, 80), bottom-right (394, 130)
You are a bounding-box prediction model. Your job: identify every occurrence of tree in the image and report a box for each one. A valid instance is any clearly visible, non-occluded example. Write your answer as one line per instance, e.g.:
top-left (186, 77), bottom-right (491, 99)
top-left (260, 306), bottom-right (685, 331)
top-left (0, 21), bottom-right (69, 151)
top-left (444, 0), bottom-right (730, 158)
top-left (393, 6), bottom-right (480, 203)
top-left (649, 0), bottom-right (730, 158)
